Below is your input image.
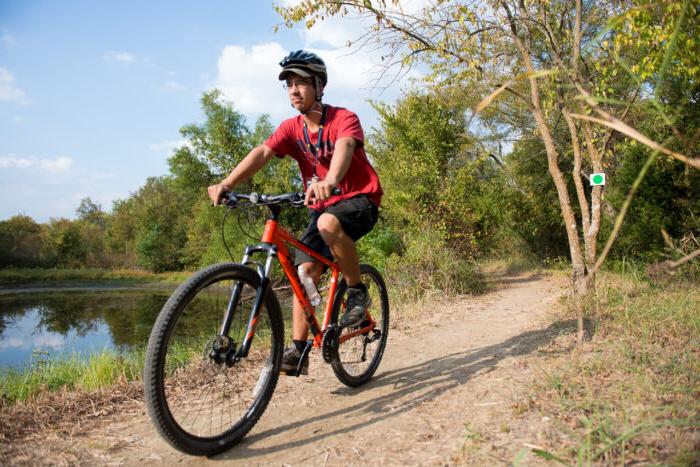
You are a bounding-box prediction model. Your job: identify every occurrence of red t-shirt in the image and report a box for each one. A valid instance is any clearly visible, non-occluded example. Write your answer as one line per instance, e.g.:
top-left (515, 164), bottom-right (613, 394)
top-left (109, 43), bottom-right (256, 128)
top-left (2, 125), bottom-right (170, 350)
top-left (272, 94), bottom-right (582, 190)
top-left (264, 105), bottom-right (382, 210)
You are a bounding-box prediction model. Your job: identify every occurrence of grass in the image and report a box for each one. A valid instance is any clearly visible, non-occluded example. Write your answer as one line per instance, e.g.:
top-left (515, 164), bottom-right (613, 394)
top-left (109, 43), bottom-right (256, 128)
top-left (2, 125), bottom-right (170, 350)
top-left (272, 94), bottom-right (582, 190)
top-left (1, 333), bottom-right (275, 405)
top-left (0, 347), bottom-right (147, 403)
top-left (527, 271), bottom-right (700, 465)
top-left (0, 267), bottom-right (190, 284)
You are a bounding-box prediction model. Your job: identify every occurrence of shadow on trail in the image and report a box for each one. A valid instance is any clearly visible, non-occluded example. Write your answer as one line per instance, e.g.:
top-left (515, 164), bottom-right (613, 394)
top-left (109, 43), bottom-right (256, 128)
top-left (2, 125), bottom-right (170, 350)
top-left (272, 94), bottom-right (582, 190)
top-left (486, 272), bottom-right (545, 286)
top-left (214, 318), bottom-right (577, 461)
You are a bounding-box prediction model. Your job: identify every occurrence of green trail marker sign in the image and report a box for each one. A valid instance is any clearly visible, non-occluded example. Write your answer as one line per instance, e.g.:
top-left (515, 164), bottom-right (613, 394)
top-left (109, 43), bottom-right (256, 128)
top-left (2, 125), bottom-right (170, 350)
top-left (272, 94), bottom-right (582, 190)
top-left (590, 173), bottom-right (606, 186)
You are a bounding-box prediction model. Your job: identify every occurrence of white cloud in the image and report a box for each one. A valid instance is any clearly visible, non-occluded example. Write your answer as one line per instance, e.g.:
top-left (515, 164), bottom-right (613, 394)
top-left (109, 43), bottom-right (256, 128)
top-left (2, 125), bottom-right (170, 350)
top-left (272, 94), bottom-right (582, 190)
top-left (103, 51), bottom-right (136, 63)
top-left (164, 80), bottom-right (187, 92)
top-left (149, 140), bottom-right (191, 154)
top-left (213, 43), bottom-right (400, 120)
top-left (13, 116), bottom-right (23, 123)
top-left (214, 42), bottom-right (291, 119)
top-left (0, 155), bottom-right (73, 173)
top-left (1, 29), bottom-right (17, 48)
top-left (0, 67), bottom-right (26, 102)
top-left (0, 158), bottom-right (124, 222)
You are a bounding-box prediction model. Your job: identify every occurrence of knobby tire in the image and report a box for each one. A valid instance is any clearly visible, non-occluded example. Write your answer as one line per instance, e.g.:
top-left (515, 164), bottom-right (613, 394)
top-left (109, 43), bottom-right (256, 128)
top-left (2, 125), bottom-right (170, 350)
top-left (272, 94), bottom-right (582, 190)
top-left (143, 263), bottom-right (284, 456)
top-left (329, 264), bottom-right (389, 387)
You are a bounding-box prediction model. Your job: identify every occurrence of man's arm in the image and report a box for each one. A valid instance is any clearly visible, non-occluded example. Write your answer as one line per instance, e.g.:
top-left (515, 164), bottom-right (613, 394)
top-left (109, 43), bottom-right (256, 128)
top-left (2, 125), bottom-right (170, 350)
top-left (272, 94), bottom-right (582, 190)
top-left (305, 136), bottom-right (356, 204)
top-left (208, 144), bottom-right (276, 204)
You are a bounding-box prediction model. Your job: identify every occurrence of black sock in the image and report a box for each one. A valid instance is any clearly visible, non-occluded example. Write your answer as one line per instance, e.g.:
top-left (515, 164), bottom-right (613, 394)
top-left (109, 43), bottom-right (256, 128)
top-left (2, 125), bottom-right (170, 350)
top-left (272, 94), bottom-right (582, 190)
top-left (293, 340), bottom-right (307, 353)
top-left (348, 282), bottom-right (367, 293)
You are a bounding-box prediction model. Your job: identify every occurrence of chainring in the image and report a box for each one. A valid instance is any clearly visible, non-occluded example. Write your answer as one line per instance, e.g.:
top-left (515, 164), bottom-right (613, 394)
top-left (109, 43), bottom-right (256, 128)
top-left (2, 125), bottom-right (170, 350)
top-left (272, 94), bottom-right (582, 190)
top-left (321, 325), bottom-right (340, 363)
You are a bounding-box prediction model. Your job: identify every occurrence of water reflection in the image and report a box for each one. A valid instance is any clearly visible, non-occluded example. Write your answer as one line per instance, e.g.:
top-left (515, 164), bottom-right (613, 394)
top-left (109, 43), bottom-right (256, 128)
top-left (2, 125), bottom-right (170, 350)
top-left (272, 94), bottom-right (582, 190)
top-left (0, 289), bottom-right (171, 368)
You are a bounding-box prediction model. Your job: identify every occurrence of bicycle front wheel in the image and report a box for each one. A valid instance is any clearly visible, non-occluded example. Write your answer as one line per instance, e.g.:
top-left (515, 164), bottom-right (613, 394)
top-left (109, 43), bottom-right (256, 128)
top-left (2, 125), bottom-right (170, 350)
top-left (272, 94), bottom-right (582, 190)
top-left (330, 264), bottom-right (389, 387)
top-left (144, 263), bottom-right (284, 456)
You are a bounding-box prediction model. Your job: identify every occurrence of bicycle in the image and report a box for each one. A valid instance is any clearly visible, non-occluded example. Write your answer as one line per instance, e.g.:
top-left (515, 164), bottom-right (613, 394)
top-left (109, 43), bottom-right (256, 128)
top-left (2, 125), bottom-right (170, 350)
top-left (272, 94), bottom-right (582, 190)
top-left (143, 190), bottom-right (389, 456)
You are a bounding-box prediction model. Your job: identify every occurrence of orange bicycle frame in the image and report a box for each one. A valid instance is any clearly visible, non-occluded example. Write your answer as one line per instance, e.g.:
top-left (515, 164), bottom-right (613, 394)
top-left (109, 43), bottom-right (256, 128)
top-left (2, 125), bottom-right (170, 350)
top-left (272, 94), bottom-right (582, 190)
top-left (234, 215), bottom-right (374, 354)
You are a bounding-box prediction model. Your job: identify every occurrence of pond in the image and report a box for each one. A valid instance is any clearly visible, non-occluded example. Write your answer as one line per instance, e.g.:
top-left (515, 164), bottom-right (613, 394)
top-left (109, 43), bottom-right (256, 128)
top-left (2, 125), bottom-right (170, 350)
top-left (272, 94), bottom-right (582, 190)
top-left (0, 285), bottom-right (173, 368)
top-left (0, 283), bottom-right (296, 369)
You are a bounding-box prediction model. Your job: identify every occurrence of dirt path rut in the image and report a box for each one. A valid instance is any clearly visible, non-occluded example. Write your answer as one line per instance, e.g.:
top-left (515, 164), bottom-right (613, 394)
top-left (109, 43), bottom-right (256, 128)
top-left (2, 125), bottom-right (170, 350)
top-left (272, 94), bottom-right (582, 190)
top-left (9, 271), bottom-right (569, 465)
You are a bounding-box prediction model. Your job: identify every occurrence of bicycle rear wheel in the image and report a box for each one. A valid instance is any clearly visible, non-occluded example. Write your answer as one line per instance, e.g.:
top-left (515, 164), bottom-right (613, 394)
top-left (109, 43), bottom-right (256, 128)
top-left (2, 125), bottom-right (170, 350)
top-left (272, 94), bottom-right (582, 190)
top-left (329, 264), bottom-right (389, 387)
top-left (144, 263), bottom-right (283, 456)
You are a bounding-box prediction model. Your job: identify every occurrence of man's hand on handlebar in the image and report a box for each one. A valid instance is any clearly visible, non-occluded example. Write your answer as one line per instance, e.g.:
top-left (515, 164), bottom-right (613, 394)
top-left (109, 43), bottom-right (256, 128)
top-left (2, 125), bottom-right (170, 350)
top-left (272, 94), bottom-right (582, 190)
top-left (304, 179), bottom-right (337, 206)
top-left (208, 183), bottom-right (231, 206)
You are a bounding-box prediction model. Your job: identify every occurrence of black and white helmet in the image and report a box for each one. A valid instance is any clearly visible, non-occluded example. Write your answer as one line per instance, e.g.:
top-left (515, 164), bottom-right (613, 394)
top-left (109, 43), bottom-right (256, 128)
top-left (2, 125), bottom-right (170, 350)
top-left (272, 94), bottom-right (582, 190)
top-left (279, 50), bottom-right (327, 101)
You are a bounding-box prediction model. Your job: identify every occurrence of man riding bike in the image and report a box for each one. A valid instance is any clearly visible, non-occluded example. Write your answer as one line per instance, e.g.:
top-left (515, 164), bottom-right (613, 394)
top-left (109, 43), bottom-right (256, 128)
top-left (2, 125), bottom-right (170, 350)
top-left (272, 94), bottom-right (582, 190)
top-left (207, 49), bottom-right (383, 375)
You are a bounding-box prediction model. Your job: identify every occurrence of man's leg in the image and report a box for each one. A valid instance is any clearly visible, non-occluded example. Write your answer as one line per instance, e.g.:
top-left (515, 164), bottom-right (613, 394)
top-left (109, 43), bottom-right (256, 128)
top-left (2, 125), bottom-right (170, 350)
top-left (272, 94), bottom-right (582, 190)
top-left (316, 213), bottom-right (361, 286)
top-left (316, 213), bottom-right (370, 327)
top-left (283, 260), bottom-right (324, 375)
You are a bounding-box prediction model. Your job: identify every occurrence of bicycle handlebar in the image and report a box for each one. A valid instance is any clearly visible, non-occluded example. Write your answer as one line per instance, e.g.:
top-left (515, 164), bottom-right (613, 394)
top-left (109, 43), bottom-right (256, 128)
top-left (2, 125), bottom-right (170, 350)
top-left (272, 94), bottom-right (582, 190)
top-left (220, 187), bottom-right (342, 208)
top-left (221, 191), bottom-right (304, 208)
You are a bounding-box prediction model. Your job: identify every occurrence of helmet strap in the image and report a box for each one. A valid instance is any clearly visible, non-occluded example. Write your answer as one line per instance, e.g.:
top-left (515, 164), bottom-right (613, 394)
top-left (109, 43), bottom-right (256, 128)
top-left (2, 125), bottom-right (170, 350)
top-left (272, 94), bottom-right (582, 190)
top-left (297, 78), bottom-right (323, 115)
top-left (314, 76), bottom-right (323, 101)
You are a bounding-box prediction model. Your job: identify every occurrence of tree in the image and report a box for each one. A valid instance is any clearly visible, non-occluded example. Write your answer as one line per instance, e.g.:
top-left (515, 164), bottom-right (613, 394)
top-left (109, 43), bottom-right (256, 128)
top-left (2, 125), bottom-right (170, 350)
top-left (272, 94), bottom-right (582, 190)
top-left (45, 218), bottom-right (88, 268)
top-left (277, 0), bottom-right (700, 343)
top-left (179, 90), bottom-right (256, 176)
top-left (76, 197), bottom-right (107, 228)
top-left (105, 177), bottom-right (186, 272)
top-left (0, 215), bottom-right (45, 267)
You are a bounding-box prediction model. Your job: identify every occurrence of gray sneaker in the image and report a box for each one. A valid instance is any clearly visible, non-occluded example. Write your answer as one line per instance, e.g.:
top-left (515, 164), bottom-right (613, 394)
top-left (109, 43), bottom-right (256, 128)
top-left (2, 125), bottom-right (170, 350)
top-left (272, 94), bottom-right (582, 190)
top-left (280, 346), bottom-right (309, 376)
top-left (340, 286), bottom-right (369, 327)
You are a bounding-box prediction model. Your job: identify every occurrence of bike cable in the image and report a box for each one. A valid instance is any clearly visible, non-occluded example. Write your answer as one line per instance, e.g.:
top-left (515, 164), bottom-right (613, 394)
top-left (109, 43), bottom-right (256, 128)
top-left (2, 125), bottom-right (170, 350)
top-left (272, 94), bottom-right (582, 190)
top-left (221, 197), bottom-right (266, 263)
top-left (221, 205), bottom-right (236, 262)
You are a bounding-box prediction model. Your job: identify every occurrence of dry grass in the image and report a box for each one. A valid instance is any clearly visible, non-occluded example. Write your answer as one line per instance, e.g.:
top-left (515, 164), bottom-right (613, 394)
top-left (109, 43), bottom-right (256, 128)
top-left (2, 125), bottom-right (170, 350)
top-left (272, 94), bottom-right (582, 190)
top-left (523, 272), bottom-right (700, 464)
top-left (0, 380), bottom-right (144, 462)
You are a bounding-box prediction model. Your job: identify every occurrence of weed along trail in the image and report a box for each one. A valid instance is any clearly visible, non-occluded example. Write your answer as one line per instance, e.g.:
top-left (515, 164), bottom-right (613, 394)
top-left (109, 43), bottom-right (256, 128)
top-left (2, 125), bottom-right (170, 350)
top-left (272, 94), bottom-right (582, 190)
top-left (3, 271), bottom-right (568, 465)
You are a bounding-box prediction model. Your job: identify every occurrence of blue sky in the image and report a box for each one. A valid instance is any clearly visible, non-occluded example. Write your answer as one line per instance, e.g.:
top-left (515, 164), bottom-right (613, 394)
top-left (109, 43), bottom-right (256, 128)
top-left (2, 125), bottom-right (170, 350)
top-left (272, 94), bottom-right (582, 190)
top-left (1, 0), bottom-right (417, 222)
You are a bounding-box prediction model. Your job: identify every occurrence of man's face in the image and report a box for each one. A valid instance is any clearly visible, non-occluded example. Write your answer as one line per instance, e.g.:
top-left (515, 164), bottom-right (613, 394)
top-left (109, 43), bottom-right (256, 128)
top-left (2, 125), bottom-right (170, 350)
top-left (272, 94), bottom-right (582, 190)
top-left (285, 74), bottom-right (316, 112)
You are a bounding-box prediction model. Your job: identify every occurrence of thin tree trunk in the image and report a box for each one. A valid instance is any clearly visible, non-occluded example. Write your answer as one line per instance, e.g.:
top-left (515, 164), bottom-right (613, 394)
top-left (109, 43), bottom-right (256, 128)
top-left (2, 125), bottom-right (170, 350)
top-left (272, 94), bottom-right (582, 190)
top-left (502, 1), bottom-right (588, 344)
top-left (581, 122), bottom-right (604, 268)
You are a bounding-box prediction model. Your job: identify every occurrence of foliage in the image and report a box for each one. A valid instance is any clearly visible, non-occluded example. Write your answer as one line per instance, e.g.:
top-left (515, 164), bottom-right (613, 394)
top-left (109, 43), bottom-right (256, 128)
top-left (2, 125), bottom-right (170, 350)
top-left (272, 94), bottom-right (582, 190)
top-left (44, 218), bottom-right (89, 268)
top-left (384, 226), bottom-right (485, 303)
top-left (609, 143), bottom-right (700, 260)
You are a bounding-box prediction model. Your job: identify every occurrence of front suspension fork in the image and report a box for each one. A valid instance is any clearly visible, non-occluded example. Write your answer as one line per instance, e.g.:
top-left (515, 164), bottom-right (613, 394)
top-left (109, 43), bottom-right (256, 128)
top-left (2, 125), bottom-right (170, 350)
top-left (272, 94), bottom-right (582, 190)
top-left (212, 246), bottom-right (277, 365)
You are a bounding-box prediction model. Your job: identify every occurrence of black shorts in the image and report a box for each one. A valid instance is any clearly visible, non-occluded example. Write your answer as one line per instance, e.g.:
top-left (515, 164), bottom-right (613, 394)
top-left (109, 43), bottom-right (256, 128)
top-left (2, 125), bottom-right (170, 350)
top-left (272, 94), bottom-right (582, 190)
top-left (295, 195), bottom-right (379, 266)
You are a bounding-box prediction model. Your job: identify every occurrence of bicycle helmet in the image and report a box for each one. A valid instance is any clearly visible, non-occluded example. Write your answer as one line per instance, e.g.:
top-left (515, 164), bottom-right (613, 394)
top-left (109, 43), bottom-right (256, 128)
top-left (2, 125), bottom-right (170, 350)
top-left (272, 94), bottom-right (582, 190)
top-left (279, 50), bottom-right (327, 102)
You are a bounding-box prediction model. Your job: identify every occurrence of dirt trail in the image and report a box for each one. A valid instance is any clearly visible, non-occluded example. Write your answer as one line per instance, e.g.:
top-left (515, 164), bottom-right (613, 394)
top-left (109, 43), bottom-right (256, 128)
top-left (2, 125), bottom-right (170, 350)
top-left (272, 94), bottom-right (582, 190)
top-left (7, 271), bottom-right (569, 465)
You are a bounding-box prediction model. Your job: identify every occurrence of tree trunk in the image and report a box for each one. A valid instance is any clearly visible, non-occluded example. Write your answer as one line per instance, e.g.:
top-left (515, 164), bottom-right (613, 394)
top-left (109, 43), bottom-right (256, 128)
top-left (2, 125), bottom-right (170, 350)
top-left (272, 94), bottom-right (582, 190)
top-left (502, 3), bottom-right (588, 344)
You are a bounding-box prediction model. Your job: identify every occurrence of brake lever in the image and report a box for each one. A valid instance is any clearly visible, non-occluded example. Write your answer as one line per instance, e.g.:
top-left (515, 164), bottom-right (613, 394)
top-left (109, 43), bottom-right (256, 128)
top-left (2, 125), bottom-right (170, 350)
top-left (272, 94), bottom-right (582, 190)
top-left (219, 192), bottom-right (238, 208)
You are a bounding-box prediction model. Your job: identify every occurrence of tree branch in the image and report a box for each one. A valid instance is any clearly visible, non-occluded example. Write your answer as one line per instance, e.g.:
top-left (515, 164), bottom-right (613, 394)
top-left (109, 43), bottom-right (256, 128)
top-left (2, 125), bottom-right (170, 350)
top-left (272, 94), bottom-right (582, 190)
top-left (570, 112), bottom-right (700, 169)
top-left (647, 248), bottom-right (700, 277)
